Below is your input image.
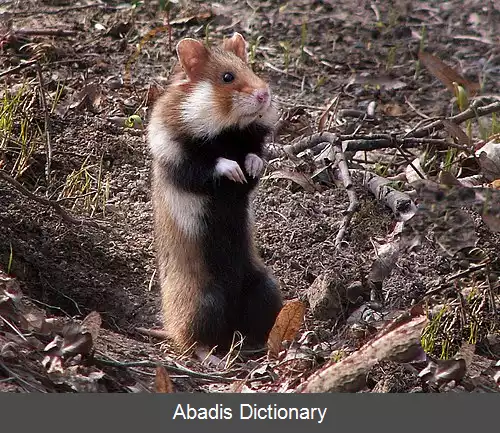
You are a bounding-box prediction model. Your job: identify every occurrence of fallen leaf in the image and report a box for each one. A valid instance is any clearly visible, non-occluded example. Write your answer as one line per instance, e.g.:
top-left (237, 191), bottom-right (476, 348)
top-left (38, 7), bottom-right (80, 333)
top-left (418, 51), bottom-right (480, 96)
top-left (69, 83), bottom-right (102, 113)
top-left (369, 241), bottom-right (400, 283)
top-left (170, 12), bottom-right (213, 25)
top-left (155, 365), bottom-right (174, 393)
top-left (442, 120), bottom-right (471, 146)
top-left (475, 140), bottom-right (500, 181)
top-left (81, 311), bottom-right (102, 344)
top-left (266, 170), bottom-right (317, 193)
top-left (318, 95), bottom-right (339, 131)
top-left (382, 102), bottom-right (405, 117)
top-left (267, 299), bottom-right (306, 359)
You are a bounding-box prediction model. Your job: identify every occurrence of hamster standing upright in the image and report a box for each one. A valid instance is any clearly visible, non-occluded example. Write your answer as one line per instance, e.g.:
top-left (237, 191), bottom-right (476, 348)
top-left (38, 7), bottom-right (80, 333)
top-left (147, 32), bottom-right (283, 356)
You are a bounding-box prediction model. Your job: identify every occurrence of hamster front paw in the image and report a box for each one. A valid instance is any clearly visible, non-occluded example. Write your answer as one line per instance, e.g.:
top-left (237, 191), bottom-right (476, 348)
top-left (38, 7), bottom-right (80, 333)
top-left (215, 157), bottom-right (247, 183)
top-left (244, 153), bottom-right (264, 178)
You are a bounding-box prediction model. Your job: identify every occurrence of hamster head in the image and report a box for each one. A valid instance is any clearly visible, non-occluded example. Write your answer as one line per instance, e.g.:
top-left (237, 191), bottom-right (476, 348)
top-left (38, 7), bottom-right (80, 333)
top-left (174, 33), bottom-right (278, 139)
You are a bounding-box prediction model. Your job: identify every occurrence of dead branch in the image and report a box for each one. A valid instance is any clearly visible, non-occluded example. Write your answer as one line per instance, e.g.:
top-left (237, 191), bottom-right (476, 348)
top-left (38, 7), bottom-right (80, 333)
top-left (6, 3), bottom-right (118, 17)
top-left (0, 60), bottom-right (38, 79)
top-left (15, 29), bottom-right (78, 37)
top-left (409, 101), bottom-right (500, 138)
top-left (351, 170), bottom-right (417, 221)
top-left (0, 170), bottom-right (107, 231)
top-left (283, 133), bottom-right (469, 156)
top-left (94, 355), bottom-right (235, 384)
top-left (332, 142), bottom-right (359, 248)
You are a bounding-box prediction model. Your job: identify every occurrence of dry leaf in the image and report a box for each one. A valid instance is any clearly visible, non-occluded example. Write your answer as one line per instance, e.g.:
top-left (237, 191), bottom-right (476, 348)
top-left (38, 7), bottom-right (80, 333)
top-left (81, 311), bottom-right (102, 344)
top-left (155, 365), bottom-right (174, 393)
top-left (442, 120), bottom-right (471, 146)
top-left (382, 102), bottom-right (405, 117)
top-left (170, 12), bottom-right (213, 25)
top-left (418, 51), bottom-right (480, 96)
top-left (266, 170), bottom-right (317, 193)
top-left (69, 83), bottom-right (102, 112)
top-left (369, 241), bottom-right (400, 283)
top-left (318, 96), bottom-right (339, 131)
top-left (267, 299), bottom-right (306, 359)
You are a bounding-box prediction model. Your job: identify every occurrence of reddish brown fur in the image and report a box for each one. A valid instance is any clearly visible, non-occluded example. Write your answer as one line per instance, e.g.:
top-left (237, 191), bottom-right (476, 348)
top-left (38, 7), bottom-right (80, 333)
top-left (151, 39), bottom-right (268, 133)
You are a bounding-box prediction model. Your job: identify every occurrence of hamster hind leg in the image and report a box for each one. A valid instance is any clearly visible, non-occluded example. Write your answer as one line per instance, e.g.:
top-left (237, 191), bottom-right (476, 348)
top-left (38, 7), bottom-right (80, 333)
top-left (189, 285), bottom-right (234, 351)
top-left (237, 267), bottom-right (283, 348)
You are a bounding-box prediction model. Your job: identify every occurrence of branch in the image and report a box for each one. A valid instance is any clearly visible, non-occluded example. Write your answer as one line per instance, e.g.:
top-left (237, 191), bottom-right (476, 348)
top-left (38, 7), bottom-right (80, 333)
top-left (283, 133), bottom-right (469, 156)
top-left (0, 60), bottom-right (38, 79)
top-left (333, 142), bottom-right (359, 248)
top-left (350, 170), bottom-right (417, 221)
top-left (0, 170), bottom-right (107, 231)
top-left (409, 101), bottom-right (500, 138)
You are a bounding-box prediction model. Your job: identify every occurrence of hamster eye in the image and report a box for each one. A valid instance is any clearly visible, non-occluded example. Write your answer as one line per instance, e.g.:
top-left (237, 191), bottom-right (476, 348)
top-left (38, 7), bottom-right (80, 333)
top-left (222, 72), bottom-right (235, 83)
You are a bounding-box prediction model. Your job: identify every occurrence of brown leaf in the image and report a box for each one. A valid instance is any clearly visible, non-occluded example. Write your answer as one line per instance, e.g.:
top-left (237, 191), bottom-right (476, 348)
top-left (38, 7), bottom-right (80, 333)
top-left (267, 299), bottom-right (306, 359)
top-left (382, 102), bottom-right (405, 117)
top-left (155, 365), bottom-right (174, 393)
top-left (145, 84), bottom-right (163, 108)
top-left (267, 170), bottom-right (317, 193)
top-left (81, 311), bottom-right (102, 344)
top-left (442, 120), bottom-right (471, 146)
top-left (418, 51), bottom-right (480, 96)
top-left (170, 12), bottom-right (213, 25)
top-left (69, 83), bottom-right (102, 112)
top-left (318, 96), bottom-right (339, 132)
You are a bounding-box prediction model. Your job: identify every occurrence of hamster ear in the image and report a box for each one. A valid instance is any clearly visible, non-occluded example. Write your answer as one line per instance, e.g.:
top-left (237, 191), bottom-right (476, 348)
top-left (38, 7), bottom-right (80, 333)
top-left (176, 38), bottom-right (208, 79)
top-left (222, 32), bottom-right (248, 62)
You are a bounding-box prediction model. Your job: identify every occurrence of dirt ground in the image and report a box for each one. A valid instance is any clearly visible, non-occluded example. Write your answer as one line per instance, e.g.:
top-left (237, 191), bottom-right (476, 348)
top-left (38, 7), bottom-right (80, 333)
top-left (0, 0), bottom-right (499, 392)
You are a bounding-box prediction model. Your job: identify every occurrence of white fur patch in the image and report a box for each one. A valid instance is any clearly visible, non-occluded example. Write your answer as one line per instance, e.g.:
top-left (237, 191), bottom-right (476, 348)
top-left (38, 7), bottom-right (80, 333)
top-left (160, 186), bottom-right (207, 238)
top-left (147, 119), bottom-right (183, 164)
top-left (181, 82), bottom-right (225, 138)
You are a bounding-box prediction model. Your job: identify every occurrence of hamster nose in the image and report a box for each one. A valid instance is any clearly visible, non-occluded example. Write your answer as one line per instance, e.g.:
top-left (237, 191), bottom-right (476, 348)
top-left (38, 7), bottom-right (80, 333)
top-left (255, 89), bottom-right (269, 104)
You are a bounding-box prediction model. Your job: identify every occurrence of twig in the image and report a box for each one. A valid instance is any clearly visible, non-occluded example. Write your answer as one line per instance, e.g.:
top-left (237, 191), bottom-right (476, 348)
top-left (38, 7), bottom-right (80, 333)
top-left (7, 3), bottom-right (118, 17)
top-left (15, 29), bottom-right (78, 37)
top-left (332, 140), bottom-right (359, 248)
top-left (350, 170), bottom-right (417, 221)
top-left (283, 133), bottom-right (470, 155)
top-left (94, 355), bottom-right (236, 383)
top-left (0, 170), bottom-right (107, 231)
top-left (36, 65), bottom-right (52, 184)
top-left (0, 59), bottom-right (37, 79)
top-left (409, 101), bottom-right (500, 138)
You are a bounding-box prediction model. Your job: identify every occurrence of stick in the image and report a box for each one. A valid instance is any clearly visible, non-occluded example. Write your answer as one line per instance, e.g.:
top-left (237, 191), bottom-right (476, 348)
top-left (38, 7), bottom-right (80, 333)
top-left (350, 170), bottom-right (417, 221)
top-left (409, 101), bottom-right (500, 138)
top-left (15, 29), bottom-right (78, 37)
top-left (332, 141), bottom-right (359, 248)
top-left (0, 60), bottom-right (38, 79)
top-left (0, 170), bottom-right (107, 231)
top-left (8, 3), bottom-right (118, 17)
top-left (283, 133), bottom-right (470, 156)
top-left (94, 355), bottom-right (235, 383)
